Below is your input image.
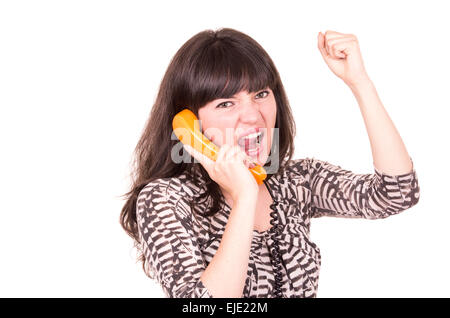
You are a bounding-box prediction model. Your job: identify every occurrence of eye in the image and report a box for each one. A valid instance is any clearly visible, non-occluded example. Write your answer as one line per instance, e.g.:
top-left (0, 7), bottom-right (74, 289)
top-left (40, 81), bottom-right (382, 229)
top-left (256, 90), bottom-right (269, 99)
top-left (215, 90), bottom-right (270, 108)
top-left (216, 101), bottom-right (233, 108)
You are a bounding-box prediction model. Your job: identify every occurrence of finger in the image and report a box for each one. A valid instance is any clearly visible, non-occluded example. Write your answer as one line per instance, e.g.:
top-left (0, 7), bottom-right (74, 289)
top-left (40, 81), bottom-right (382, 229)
top-left (324, 30), bottom-right (346, 39)
top-left (223, 145), bottom-right (236, 162)
top-left (236, 150), bottom-right (256, 169)
top-left (245, 155), bottom-right (258, 169)
top-left (247, 157), bottom-right (257, 169)
top-left (184, 144), bottom-right (215, 169)
top-left (332, 40), bottom-right (356, 59)
top-left (220, 144), bottom-right (234, 162)
top-left (232, 146), bottom-right (256, 169)
top-left (317, 32), bottom-right (331, 59)
top-left (216, 143), bottom-right (230, 163)
top-left (323, 32), bottom-right (348, 58)
top-left (327, 38), bottom-right (354, 59)
top-left (333, 43), bottom-right (349, 59)
top-left (325, 35), bottom-right (330, 57)
top-left (227, 145), bottom-right (243, 162)
top-left (328, 31), bottom-right (357, 41)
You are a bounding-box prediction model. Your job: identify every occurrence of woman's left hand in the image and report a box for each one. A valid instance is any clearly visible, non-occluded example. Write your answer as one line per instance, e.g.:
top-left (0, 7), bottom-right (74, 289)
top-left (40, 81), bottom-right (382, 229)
top-left (318, 30), bottom-right (370, 86)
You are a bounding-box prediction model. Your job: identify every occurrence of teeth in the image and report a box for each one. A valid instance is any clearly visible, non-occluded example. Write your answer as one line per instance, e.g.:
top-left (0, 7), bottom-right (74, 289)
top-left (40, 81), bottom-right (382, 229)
top-left (239, 131), bottom-right (263, 146)
top-left (246, 144), bottom-right (261, 155)
top-left (242, 132), bottom-right (262, 141)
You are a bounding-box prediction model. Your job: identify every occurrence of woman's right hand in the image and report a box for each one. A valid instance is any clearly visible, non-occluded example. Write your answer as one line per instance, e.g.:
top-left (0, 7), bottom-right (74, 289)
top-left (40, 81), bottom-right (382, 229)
top-left (183, 143), bottom-right (259, 202)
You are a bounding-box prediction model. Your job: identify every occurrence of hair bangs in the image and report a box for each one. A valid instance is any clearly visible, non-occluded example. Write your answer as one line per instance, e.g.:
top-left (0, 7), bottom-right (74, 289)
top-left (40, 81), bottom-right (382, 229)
top-left (189, 43), bottom-right (275, 111)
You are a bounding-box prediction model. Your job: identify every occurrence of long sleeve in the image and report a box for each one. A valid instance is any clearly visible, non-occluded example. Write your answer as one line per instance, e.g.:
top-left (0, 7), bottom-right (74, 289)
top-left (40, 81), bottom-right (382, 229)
top-left (306, 156), bottom-right (420, 219)
top-left (136, 180), bottom-right (213, 298)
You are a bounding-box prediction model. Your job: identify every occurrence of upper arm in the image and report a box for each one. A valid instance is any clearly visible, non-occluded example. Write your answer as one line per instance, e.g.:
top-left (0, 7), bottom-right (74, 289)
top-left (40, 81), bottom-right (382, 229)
top-left (136, 181), bottom-right (213, 298)
top-left (305, 157), bottom-right (420, 219)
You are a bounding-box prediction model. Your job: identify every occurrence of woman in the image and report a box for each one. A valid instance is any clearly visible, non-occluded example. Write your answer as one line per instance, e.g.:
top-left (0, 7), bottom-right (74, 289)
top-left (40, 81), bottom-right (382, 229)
top-left (120, 28), bottom-right (420, 298)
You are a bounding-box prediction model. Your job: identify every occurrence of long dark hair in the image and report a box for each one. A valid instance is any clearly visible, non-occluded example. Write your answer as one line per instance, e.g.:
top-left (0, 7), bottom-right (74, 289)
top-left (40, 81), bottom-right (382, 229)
top-left (120, 27), bottom-right (296, 276)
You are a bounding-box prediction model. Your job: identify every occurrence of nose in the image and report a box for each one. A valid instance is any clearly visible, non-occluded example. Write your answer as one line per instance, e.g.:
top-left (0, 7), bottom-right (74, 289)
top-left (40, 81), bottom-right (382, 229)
top-left (233, 101), bottom-right (262, 145)
top-left (239, 100), bottom-right (260, 123)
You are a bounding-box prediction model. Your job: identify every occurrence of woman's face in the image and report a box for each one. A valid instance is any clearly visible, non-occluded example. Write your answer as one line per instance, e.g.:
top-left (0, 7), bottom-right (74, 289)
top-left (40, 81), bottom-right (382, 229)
top-left (198, 87), bottom-right (277, 166)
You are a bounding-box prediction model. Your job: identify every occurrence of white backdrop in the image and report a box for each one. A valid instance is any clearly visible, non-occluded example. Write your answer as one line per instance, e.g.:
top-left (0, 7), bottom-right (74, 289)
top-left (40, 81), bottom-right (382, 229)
top-left (0, 0), bottom-right (448, 297)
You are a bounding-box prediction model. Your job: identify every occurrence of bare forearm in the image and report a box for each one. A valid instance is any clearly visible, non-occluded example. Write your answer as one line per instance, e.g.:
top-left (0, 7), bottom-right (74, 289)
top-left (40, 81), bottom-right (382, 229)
top-left (348, 79), bottom-right (413, 175)
top-left (200, 193), bottom-right (257, 297)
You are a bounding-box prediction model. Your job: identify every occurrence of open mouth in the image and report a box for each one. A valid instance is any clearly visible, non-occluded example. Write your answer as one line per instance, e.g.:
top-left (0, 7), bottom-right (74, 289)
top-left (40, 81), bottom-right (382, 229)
top-left (238, 131), bottom-right (264, 157)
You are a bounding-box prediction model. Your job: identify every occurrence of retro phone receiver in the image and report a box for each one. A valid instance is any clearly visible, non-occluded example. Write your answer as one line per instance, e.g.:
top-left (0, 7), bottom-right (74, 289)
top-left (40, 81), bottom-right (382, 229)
top-left (172, 109), bottom-right (267, 185)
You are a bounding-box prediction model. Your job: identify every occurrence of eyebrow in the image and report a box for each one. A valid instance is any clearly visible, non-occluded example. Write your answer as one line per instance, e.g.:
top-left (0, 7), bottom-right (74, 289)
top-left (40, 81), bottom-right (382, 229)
top-left (213, 94), bottom-right (237, 101)
top-left (217, 88), bottom-right (268, 100)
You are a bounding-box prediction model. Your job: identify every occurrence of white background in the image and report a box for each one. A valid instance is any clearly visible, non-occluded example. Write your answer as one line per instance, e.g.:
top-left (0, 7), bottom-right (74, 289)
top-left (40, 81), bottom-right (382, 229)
top-left (0, 0), bottom-right (448, 297)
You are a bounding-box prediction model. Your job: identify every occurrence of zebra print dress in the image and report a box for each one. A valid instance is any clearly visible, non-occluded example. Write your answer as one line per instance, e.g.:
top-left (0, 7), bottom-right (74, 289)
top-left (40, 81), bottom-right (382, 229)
top-left (136, 157), bottom-right (420, 298)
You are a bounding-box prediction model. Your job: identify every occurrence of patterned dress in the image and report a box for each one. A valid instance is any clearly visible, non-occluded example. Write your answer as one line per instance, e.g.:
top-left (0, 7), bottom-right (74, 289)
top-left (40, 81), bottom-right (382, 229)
top-left (136, 157), bottom-right (420, 298)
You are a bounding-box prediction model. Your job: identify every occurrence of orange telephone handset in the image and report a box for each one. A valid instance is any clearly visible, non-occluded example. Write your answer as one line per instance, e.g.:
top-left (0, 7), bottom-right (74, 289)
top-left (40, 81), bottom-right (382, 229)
top-left (172, 109), bottom-right (267, 185)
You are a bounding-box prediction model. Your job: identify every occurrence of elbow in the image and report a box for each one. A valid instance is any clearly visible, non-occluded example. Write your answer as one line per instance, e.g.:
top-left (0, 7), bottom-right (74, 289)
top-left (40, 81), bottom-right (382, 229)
top-left (362, 188), bottom-right (420, 220)
top-left (364, 175), bottom-right (420, 219)
top-left (408, 183), bottom-right (420, 207)
top-left (396, 180), bottom-right (420, 212)
top-left (166, 279), bottom-right (214, 298)
top-left (367, 161), bottom-right (420, 219)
